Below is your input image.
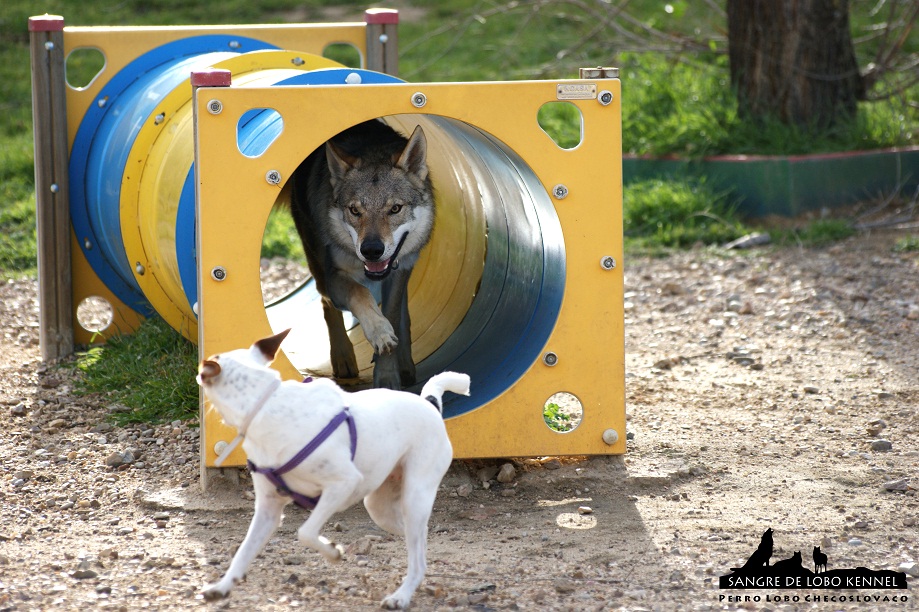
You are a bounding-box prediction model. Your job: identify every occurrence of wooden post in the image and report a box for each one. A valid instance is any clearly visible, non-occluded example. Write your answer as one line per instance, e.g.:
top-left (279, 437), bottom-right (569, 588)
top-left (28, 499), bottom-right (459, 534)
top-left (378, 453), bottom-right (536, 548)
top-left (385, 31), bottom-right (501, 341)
top-left (29, 15), bottom-right (74, 361)
top-left (364, 8), bottom-right (399, 76)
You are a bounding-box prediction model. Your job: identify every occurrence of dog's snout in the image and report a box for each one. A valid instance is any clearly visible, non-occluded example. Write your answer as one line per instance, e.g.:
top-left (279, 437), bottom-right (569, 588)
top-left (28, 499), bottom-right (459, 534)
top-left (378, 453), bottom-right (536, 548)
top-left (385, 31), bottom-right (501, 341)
top-left (360, 238), bottom-right (386, 262)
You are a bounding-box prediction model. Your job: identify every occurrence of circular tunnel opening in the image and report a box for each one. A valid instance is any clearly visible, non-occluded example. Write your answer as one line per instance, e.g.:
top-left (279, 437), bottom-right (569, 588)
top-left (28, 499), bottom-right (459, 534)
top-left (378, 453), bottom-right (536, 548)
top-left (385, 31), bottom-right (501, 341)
top-left (260, 115), bottom-right (566, 418)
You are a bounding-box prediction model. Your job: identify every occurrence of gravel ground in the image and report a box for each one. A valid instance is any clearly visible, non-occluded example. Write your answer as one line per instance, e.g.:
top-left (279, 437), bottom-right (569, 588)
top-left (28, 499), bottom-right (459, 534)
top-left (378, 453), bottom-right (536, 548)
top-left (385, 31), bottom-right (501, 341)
top-left (1, 228), bottom-right (918, 611)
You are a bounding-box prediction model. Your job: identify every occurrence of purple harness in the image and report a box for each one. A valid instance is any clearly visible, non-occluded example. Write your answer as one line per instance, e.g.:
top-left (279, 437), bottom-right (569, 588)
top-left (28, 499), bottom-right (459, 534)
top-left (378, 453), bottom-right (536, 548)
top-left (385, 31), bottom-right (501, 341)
top-left (246, 377), bottom-right (357, 510)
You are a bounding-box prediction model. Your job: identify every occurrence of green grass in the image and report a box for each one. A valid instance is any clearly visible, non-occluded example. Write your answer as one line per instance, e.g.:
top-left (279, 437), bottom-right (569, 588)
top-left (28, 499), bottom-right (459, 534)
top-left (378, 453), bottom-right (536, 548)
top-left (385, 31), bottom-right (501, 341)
top-left (893, 235), bottom-right (919, 253)
top-left (770, 219), bottom-right (857, 248)
top-left (70, 316), bottom-right (198, 425)
top-left (624, 177), bottom-right (749, 249)
top-left (543, 402), bottom-right (573, 433)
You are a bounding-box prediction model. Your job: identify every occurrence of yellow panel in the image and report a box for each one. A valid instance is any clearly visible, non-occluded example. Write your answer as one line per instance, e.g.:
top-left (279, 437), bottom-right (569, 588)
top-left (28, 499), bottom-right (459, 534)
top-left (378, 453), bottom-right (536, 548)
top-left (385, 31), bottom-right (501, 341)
top-left (195, 80), bottom-right (624, 465)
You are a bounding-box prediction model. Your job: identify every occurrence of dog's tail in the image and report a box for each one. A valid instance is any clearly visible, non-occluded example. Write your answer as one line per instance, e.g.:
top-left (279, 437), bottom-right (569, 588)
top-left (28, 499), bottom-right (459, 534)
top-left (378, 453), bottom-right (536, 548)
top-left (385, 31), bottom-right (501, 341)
top-left (420, 372), bottom-right (470, 413)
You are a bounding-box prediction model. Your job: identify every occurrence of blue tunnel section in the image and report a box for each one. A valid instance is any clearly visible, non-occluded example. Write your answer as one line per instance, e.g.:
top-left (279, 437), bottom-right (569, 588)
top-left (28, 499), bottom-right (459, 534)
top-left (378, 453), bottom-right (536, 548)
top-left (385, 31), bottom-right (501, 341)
top-left (68, 36), bottom-right (566, 419)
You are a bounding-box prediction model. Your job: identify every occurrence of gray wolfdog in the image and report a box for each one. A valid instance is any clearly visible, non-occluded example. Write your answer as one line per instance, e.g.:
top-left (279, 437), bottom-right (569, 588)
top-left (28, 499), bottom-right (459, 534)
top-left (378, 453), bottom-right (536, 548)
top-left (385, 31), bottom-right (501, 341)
top-left (290, 119), bottom-right (434, 389)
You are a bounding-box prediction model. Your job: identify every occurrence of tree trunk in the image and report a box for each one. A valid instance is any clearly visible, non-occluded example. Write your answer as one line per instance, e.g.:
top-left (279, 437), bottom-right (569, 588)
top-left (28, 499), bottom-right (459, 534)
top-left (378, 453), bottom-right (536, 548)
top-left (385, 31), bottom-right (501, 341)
top-left (727, 0), bottom-right (865, 129)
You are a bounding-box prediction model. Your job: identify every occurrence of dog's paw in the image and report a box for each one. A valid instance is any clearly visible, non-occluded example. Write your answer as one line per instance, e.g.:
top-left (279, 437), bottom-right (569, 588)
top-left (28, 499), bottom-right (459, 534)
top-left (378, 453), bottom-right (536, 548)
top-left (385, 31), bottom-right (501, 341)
top-left (381, 592), bottom-right (412, 609)
top-left (201, 582), bottom-right (232, 601)
top-left (373, 355), bottom-right (402, 390)
top-left (365, 320), bottom-right (398, 355)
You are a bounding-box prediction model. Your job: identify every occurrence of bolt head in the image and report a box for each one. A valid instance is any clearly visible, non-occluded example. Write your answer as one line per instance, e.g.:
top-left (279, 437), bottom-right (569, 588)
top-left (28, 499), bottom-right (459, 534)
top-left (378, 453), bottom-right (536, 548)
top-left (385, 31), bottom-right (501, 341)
top-left (552, 184), bottom-right (569, 200)
top-left (543, 352), bottom-right (559, 367)
top-left (206, 99), bottom-right (223, 115)
top-left (211, 267), bottom-right (227, 281)
top-left (602, 429), bottom-right (619, 445)
top-left (600, 256), bottom-right (616, 270)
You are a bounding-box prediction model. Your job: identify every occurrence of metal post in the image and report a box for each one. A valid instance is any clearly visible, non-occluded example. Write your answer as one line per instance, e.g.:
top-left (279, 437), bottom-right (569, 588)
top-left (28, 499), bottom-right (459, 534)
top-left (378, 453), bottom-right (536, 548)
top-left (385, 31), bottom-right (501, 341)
top-left (191, 68), bottom-right (234, 491)
top-left (29, 15), bottom-right (74, 361)
top-left (364, 8), bottom-right (399, 76)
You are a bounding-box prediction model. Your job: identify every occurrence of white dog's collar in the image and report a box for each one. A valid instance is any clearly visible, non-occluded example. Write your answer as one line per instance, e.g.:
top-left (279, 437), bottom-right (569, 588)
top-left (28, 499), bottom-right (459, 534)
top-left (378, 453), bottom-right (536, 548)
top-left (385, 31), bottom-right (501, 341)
top-left (214, 378), bottom-right (281, 467)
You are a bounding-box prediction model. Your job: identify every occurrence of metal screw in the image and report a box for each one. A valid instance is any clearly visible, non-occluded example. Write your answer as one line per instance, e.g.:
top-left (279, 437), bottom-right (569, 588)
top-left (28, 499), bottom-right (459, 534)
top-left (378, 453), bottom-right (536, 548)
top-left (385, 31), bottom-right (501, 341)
top-left (552, 184), bottom-right (569, 200)
top-left (411, 92), bottom-right (427, 108)
top-left (265, 170), bottom-right (282, 185)
top-left (600, 256), bottom-right (616, 270)
top-left (602, 428), bottom-right (619, 445)
top-left (44, 41), bottom-right (55, 51)
top-left (135, 262), bottom-right (146, 276)
top-left (214, 440), bottom-right (228, 456)
top-left (154, 112), bottom-right (165, 125)
top-left (598, 90), bottom-right (614, 106)
top-left (379, 34), bottom-right (389, 44)
top-left (84, 238), bottom-right (92, 250)
top-left (211, 266), bottom-right (227, 281)
top-left (345, 72), bottom-right (362, 85)
top-left (49, 183), bottom-right (59, 193)
top-left (543, 352), bottom-right (559, 367)
top-left (228, 40), bottom-right (241, 49)
top-left (97, 97), bottom-right (108, 109)
top-left (291, 57), bottom-right (305, 66)
top-left (206, 99), bottom-right (223, 115)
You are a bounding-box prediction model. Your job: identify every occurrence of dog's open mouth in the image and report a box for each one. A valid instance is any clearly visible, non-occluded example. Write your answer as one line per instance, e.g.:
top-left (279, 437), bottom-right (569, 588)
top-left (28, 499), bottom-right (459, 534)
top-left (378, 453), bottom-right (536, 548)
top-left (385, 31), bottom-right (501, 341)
top-left (362, 233), bottom-right (408, 280)
top-left (363, 258), bottom-right (393, 280)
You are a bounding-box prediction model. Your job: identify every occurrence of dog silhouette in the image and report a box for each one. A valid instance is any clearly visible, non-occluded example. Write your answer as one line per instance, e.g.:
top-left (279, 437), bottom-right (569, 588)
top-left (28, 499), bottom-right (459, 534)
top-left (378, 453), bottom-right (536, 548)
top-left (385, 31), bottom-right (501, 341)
top-left (773, 551), bottom-right (803, 572)
top-left (731, 528), bottom-right (774, 572)
top-left (813, 546), bottom-right (828, 573)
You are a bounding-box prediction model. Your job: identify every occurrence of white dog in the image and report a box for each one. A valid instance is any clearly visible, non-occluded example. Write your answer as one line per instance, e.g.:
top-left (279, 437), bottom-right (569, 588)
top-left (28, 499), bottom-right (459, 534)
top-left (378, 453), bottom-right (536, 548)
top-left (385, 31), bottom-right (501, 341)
top-left (197, 329), bottom-right (467, 609)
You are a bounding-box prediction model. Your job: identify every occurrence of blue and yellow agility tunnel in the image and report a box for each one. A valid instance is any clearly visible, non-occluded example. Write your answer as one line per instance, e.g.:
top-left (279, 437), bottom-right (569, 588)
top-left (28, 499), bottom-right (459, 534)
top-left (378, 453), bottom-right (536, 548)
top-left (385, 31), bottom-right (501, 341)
top-left (34, 13), bottom-right (624, 470)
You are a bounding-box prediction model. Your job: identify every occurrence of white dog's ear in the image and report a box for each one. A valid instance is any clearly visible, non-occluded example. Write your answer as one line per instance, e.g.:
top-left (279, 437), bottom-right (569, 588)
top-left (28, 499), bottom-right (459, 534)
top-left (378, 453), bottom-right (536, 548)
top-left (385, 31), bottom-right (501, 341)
top-left (254, 328), bottom-right (291, 362)
top-left (197, 359), bottom-right (221, 385)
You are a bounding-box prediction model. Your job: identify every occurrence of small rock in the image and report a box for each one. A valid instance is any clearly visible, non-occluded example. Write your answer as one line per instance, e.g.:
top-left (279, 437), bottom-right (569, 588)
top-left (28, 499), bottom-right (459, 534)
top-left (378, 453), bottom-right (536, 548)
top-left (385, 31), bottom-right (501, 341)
top-left (553, 578), bottom-right (576, 594)
top-left (577, 506), bottom-right (593, 515)
top-left (847, 538), bottom-right (863, 546)
top-left (803, 386), bottom-right (820, 394)
top-left (346, 537), bottom-right (373, 556)
top-left (10, 403), bottom-right (27, 417)
top-left (869, 439), bottom-right (892, 452)
top-left (541, 458), bottom-right (562, 470)
top-left (476, 466), bottom-right (499, 483)
top-left (105, 452), bottom-right (125, 468)
top-left (866, 419), bottom-right (887, 436)
top-left (496, 463), bottom-right (516, 483)
top-left (898, 562), bottom-right (919, 577)
top-left (13, 469), bottom-right (33, 480)
top-left (456, 483), bottom-right (473, 498)
top-left (883, 478), bottom-right (909, 491)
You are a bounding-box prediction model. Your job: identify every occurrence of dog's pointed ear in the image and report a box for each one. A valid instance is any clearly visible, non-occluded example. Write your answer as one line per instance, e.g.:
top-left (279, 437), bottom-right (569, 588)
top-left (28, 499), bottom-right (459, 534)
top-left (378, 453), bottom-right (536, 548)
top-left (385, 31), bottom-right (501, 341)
top-left (254, 328), bottom-right (291, 362)
top-left (326, 140), bottom-right (359, 187)
top-left (197, 359), bottom-right (221, 385)
top-left (394, 125), bottom-right (428, 182)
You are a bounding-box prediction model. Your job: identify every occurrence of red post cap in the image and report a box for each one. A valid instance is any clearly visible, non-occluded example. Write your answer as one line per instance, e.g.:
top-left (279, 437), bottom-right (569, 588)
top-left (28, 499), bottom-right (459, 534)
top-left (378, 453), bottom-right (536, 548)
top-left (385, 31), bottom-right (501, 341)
top-left (28, 15), bottom-right (65, 32)
top-left (190, 69), bottom-right (232, 88)
top-left (364, 8), bottom-right (399, 25)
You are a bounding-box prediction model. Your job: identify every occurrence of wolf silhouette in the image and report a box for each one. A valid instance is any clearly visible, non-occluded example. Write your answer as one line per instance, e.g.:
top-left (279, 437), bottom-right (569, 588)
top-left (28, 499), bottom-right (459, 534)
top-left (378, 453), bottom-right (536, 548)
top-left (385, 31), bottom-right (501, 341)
top-left (730, 528), bottom-right (774, 572)
top-left (773, 551), bottom-right (803, 572)
top-left (813, 546), bottom-right (828, 573)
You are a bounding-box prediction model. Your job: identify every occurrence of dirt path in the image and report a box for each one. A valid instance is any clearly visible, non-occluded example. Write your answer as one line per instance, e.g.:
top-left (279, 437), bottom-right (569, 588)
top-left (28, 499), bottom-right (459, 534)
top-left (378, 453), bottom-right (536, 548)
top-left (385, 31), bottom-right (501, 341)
top-left (1, 230), bottom-right (917, 611)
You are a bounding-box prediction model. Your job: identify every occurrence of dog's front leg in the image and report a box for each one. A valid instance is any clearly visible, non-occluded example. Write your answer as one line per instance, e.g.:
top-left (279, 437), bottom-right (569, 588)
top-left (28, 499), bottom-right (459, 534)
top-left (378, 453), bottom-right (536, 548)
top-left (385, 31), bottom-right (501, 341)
top-left (329, 276), bottom-right (398, 357)
top-left (378, 268), bottom-right (415, 389)
top-left (202, 482), bottom-right (287, 600)
top-left (296, 468), bottom-right (363, 562)
top-left (322, 297), bottom-right (359, 379)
